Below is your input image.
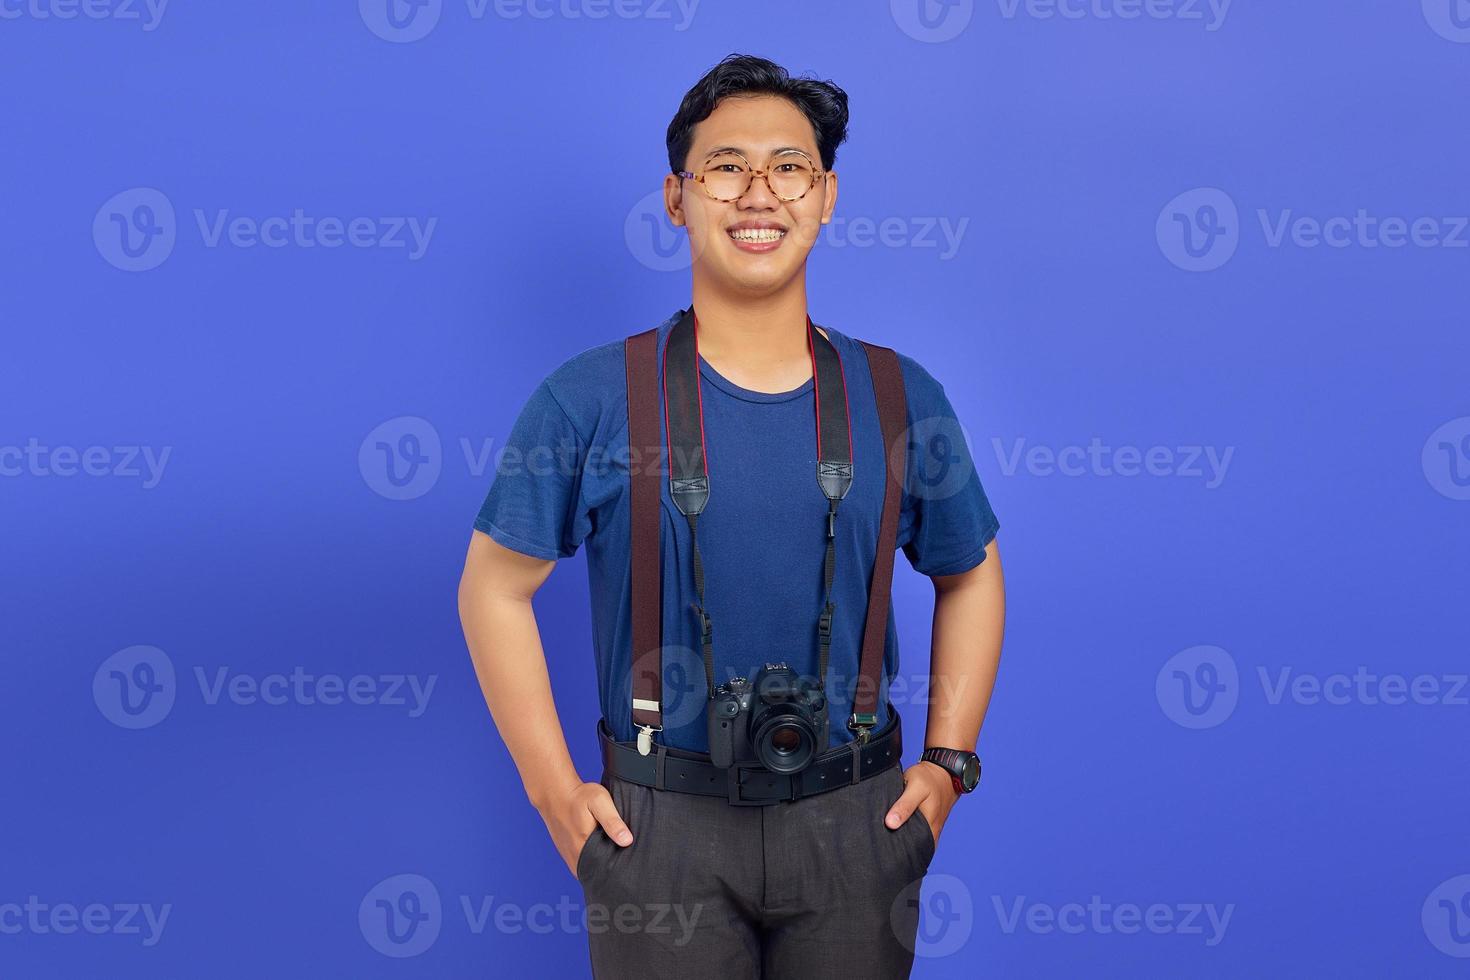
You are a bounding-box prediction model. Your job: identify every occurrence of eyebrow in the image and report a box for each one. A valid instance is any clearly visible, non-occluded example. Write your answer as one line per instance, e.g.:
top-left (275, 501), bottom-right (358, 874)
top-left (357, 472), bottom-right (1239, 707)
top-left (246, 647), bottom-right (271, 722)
top-left (703, 145), bottom-right (813, 158)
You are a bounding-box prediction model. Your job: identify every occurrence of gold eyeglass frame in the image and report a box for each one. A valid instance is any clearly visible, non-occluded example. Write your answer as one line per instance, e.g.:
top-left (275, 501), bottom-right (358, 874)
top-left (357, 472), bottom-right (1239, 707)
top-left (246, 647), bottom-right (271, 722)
top-left (675, 148), bottom-right (826, 203)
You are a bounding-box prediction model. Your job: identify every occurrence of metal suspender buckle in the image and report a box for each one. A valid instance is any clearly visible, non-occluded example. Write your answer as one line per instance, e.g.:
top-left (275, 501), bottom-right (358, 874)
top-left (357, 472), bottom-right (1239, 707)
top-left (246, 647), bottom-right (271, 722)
top-left (633, 697), bottom-right (662, 756)
top-left (847, 712), bottom-right (877, 744)
top-left (636, 722), bottom-right (662, 756)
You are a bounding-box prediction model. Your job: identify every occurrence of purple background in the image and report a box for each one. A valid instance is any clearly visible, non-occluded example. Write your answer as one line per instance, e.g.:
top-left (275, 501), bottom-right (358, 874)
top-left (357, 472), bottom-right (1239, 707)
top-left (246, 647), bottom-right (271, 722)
top-left (3, 1), bottom-right (1468, 976)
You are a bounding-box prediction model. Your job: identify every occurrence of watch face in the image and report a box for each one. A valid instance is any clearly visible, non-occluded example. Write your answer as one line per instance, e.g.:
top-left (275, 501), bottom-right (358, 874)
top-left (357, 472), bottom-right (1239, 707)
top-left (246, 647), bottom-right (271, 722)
top-left (960, 755), bottom-right (981, 792)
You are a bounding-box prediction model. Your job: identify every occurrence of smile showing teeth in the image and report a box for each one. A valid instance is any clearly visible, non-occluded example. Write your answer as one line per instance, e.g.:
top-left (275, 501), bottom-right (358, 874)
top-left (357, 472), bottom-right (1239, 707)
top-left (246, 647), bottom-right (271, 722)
top-left (728, 228), bottom-right (785, 243)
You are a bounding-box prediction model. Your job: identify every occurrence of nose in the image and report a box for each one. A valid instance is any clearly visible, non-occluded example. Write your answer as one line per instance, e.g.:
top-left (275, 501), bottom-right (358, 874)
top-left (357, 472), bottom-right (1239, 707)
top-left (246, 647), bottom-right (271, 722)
top-left (737, 169), bottom-right (782, 209)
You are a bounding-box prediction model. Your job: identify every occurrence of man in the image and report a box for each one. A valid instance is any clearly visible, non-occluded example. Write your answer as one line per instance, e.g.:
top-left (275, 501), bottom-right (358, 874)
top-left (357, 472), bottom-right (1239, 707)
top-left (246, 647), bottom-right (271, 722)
top-left (458, 53), bottom-right (1005, 978)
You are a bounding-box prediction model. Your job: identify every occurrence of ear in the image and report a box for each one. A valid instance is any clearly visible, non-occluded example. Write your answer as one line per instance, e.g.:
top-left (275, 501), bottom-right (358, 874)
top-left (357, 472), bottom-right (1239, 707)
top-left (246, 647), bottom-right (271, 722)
top-left (820, 170), bottom-right (839, 225)
top-left (664, 172), bottom-right (687, 228)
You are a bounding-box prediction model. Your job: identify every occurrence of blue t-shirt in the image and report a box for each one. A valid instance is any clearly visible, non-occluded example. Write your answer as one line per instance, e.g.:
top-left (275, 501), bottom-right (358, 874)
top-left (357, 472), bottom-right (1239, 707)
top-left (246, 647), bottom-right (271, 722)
top-left (473, 309), bottom-right (1000, 752)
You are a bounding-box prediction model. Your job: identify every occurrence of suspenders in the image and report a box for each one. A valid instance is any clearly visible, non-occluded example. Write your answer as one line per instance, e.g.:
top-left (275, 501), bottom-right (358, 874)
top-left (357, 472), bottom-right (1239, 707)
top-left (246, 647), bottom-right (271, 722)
top-left (624, 307), bottom-right (908, 755)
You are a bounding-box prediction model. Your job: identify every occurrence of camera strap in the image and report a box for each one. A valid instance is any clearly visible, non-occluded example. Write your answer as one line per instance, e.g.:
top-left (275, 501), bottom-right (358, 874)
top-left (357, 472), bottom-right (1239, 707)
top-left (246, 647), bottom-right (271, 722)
top-left (624, 307), bottom-right (907, 754)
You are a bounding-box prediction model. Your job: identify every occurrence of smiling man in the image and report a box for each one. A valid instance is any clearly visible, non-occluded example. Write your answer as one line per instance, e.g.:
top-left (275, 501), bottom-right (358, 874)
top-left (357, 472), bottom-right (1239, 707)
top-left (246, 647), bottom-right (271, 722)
top-left (458, 53), bottom-right (1005, 978)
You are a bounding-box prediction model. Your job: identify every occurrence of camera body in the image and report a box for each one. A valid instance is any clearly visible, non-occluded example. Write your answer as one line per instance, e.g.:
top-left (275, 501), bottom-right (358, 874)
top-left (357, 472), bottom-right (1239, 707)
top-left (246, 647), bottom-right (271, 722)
top-left (707, 662), bottom-right (829, 774)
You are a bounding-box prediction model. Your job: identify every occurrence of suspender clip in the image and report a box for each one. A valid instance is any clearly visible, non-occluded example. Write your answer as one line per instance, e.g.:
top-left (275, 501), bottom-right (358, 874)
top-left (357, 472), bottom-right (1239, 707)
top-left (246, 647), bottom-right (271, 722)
top-left (636, 723), bottom-right (662, 757)
top-left (847, 712), bottom-right (877, 744)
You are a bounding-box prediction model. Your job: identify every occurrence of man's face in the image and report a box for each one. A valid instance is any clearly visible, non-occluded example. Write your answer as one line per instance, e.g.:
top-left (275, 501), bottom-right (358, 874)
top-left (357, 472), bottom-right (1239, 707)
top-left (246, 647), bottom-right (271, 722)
top-left (666, 94), bottom-right (838, 295)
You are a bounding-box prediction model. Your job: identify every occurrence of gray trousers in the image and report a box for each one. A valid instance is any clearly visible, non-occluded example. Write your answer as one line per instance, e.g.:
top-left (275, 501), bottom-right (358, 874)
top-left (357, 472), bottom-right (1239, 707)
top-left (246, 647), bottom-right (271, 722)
top-left (574, 763), bottom-right (936, 979)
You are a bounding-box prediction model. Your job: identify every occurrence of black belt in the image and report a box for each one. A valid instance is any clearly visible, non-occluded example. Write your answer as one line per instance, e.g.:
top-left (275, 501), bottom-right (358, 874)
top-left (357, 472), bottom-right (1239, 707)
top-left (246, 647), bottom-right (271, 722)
top-left (599, 708), bottom-right (903, 806)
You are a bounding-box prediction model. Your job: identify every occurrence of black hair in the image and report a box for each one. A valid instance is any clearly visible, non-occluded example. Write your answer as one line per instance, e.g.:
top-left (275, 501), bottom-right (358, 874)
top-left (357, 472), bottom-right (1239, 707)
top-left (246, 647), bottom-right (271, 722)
top-left (665, 53), bottom-right (850, 174)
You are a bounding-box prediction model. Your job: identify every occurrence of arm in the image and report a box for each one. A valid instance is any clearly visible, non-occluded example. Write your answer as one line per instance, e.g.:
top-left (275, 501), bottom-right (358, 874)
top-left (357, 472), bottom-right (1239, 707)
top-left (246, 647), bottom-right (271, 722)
top-left (884, 537), bottom-right (1006, 839)
top-left (457, 530), bottom-right (635, 875)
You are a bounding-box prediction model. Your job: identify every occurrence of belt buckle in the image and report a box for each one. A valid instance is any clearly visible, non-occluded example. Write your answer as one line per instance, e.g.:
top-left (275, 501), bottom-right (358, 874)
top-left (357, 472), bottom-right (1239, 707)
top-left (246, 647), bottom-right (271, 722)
top-left (727, 762), bottom-right (789, 806)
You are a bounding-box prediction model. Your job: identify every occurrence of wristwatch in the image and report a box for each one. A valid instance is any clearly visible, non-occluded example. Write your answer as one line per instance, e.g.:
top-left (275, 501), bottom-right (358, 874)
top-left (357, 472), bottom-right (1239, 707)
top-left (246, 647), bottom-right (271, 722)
top-left (921, 747), bottom-right (981, 795)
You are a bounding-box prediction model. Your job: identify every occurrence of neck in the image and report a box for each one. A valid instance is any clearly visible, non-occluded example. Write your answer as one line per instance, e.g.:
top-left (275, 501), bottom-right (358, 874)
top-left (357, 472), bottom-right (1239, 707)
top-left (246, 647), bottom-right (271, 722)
top-left (688, 276), bottom-right (815, 377)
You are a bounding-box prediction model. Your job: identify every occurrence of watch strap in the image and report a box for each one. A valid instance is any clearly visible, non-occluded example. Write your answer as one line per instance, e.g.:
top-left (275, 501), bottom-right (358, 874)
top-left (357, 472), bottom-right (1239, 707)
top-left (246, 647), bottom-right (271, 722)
top-left (922, 746), bottom-right (979, 794)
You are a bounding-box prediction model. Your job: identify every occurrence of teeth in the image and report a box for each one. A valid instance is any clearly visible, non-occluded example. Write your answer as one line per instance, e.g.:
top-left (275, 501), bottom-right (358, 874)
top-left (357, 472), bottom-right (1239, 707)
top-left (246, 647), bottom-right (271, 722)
top-left (729, 228), bottom-right (785, 243)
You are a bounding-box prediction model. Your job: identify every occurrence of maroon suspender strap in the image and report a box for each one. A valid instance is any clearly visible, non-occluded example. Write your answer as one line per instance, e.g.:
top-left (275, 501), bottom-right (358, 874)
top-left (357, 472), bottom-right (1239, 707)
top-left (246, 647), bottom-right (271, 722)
top-left (625, 328), bottom-right (663, 738)
top-left (851, 341), bottom-right (907, 739)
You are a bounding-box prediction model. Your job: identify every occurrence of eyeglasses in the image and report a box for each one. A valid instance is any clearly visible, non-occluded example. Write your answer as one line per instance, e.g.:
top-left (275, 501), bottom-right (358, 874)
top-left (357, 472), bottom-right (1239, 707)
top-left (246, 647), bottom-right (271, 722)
top-left (675, 149), bottom-right (825, 203)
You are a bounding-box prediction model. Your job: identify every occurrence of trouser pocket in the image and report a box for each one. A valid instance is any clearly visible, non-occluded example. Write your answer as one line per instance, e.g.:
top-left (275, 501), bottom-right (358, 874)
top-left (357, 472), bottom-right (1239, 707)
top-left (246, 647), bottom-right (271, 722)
top-left (575, 826), bottom-right (610, 884)
top-left (901, 805), bottom-right (936, 873)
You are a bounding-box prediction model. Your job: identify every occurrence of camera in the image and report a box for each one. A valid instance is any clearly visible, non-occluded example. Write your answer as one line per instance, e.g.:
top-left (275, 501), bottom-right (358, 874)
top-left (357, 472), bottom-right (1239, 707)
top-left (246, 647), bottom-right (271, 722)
top-left (706, 662), bottom-right (829, 774)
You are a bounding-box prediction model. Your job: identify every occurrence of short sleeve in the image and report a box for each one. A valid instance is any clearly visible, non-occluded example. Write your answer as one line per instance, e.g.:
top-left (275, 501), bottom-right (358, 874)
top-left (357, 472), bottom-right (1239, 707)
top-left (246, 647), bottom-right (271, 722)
top-left (473, 379), bottom-right (591, 560)
top-left (896, 357), bottom-right (1000, 577)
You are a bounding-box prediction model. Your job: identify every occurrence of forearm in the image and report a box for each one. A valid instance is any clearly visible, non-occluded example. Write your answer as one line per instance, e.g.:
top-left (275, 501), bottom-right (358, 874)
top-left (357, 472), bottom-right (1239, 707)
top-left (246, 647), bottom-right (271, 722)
top-left (459, 583), bottom-right (581, 810)
top-left (924, 538), bottom-right (1005, 752)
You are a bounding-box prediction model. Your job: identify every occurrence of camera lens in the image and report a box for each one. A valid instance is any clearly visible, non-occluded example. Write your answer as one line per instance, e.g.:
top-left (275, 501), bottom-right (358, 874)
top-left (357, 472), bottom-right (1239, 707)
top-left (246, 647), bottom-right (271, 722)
top-left (753, 714), bottom-right (816, 773)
